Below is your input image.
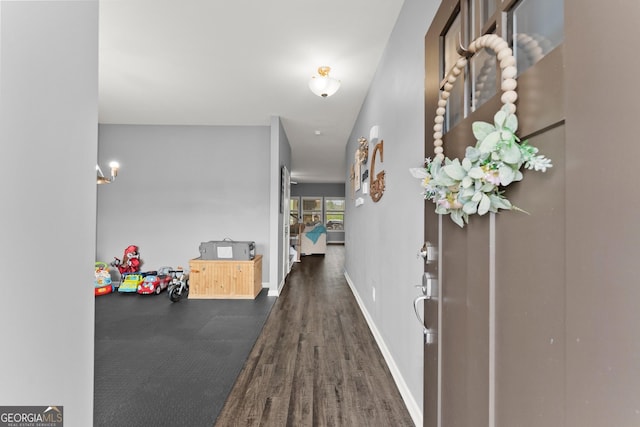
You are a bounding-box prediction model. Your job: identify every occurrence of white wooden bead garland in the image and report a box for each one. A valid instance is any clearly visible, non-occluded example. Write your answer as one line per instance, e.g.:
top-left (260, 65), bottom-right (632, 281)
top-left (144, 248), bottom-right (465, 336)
top-left (434, 34), bottom-right (518, 159)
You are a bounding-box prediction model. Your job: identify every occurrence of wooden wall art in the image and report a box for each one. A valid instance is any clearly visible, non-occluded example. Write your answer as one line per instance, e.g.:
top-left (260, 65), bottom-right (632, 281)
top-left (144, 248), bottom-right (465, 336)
top-left (349, 164), bottom-right (355, 199)
top-left (358, 136), bottom-right (369, 164)
top-left (354, 149), bottom-right (361, 192)
top-left (370, 140), bottom-right (385, 202)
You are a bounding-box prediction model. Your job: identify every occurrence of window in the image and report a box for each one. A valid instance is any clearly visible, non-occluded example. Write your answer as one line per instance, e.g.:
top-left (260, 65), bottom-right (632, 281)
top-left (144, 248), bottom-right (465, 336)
top-left (439, 0), bottom-right (564, 122)
top-left (480, 0), bottom-right (496, 26)
top-left (302, 197), bottom-right (322, 225)
top-left (511, 0), bottom-right (564, 76)
top-left (470, 36), bottom-right (497, 111)
top-left (324, 198), bottom-right (345, 230)
top-left (289, 197), bottom-right (300, 225)
top-left (443, 11), bottom-right (465, 132)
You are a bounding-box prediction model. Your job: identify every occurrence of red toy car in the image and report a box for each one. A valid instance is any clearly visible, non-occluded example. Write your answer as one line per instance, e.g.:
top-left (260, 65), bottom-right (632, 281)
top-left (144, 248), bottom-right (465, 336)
top-left (137, 273), bottom-right (171, 295)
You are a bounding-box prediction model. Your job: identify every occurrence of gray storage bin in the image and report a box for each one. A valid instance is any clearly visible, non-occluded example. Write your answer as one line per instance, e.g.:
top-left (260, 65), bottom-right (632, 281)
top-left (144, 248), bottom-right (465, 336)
top-left (199, 240), bottom-right (255, 260)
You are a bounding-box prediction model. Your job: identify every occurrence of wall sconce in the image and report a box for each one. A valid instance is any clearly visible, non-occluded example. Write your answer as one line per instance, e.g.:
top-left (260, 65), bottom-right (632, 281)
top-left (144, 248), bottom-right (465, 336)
top-left (309, 66), bottom-right (340, 98)
top-left (96, 161), bottom-right (120, 184)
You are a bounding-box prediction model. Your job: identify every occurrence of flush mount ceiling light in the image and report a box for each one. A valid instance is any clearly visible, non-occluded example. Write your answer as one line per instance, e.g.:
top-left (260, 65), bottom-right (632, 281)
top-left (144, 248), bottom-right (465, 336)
top-left (309, 66), bottom-right (340, 98)
top-left (96, 161), bottom-right (120, 184)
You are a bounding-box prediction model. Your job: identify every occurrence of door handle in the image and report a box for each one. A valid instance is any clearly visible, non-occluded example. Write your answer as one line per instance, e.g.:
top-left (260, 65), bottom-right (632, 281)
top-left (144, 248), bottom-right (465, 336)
top-left (413, 295), bottom-right (437, 344)
top-left (417, 272), bottom-right (438, 298)
top-left (413, 295), bottom-right (428, 332)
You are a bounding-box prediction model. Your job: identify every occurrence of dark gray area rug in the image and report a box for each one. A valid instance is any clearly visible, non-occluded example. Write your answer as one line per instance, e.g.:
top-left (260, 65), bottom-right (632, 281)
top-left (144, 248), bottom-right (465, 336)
top-left (94, 289), bottom-right (276, 427)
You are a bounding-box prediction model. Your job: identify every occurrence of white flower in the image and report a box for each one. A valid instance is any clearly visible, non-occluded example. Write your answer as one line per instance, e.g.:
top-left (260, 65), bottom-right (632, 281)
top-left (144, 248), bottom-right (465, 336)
top-left (525, 155), bottom-right (553, 172)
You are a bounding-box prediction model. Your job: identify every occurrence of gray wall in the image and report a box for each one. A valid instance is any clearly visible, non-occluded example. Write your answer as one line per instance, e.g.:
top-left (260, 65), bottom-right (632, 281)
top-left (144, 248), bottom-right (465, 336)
top-left (271, 116), bottom-right (292, 293)
top-left (97, 124), bottom-right (272, 285)
top-left (0, 1), bottom-right (98, 425)
top-left (291, 183), bottom-right (345, 197)
top-left (343, 0), bottom-right (439, 423)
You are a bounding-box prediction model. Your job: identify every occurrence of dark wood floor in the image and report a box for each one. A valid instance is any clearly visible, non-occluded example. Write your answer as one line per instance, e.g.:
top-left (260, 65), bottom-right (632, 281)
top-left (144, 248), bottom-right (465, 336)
top-left (215, 245), bottom-right (414, 427)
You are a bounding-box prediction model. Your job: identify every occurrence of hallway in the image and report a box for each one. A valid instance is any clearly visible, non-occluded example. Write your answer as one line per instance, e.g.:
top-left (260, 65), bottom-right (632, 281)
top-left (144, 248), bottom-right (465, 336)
top-left (215, 245), bottom-right (414, 426)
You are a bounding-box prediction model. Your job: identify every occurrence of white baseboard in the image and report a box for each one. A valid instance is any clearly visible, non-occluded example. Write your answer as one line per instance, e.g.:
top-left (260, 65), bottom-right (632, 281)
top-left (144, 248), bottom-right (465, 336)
top-left (267, 288), bottom-right (279, 297)
top-left (267, 279), bottom-right (284, 297)
top-left (344, 271), bottom-right (422, 427)
top-left (264, 282), bottom-right (280, 297)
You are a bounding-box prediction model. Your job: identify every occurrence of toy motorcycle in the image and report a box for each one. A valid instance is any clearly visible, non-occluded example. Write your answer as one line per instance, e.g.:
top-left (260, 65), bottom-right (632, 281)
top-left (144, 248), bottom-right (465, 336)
top-left (167, 267), bottom-right (189, 302)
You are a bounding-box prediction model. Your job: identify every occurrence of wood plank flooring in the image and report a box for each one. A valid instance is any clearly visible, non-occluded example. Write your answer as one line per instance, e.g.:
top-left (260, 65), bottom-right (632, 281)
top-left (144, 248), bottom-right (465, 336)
top-left (214, 245), bottom-right (415, 427)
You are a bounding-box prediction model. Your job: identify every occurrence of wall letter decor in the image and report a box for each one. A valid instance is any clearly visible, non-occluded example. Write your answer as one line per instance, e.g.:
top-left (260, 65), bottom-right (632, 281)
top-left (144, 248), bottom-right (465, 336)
top-left (370, 140), bottom-right (385, 202)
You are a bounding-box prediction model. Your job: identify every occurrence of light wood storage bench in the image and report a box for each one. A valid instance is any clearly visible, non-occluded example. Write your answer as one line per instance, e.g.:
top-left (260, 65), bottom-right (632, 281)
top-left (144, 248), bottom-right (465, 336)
top-left (188, 255), bottom-right (262, 299)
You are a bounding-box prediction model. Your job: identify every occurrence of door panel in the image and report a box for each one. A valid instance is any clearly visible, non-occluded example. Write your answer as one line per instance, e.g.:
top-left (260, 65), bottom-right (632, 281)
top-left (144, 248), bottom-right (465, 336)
top-left (440, 182), bottom-right (491, 427)
top-left (516, 46), bottom-right (564, 137)
top-left (464, 221), bottom-right (490, 427)
top-left (495, 125), bottom-right (565, 426)
top-left (439, 204), bottom-right (492, 427)
top-left (440, 222), bottom-right (473, 427)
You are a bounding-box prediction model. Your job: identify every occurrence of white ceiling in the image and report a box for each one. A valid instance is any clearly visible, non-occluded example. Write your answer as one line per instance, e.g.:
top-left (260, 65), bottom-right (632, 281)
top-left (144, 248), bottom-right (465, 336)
top-left (99, 0), bottom-right (405, 183)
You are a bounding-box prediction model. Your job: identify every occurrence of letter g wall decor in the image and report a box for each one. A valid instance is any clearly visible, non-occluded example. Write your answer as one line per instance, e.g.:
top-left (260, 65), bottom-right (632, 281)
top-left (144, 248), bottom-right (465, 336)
top-left (370, 140), bottom-right (385, 202)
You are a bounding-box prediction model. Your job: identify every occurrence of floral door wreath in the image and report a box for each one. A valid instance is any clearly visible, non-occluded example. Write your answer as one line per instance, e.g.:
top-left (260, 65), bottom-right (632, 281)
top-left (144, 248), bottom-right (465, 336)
top-left (410, 34), bottom-right (552, 227)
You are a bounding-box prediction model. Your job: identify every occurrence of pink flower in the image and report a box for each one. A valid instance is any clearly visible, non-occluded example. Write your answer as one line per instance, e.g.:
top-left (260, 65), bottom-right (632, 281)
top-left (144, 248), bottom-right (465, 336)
top-left (484, 170), bottom-right (501, 185)
top-left (437, 194), bottom-right (462, 210)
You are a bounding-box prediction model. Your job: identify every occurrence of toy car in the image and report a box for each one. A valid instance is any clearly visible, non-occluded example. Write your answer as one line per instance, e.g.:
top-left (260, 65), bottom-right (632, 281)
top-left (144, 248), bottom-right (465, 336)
top-left (156, 266), bottom-right (172, 283)
top-left (137, 273), bottom-right (171, 295)
top-left (94, 262), bottom-right (114, 296)
top-left (118, 274), bottom-right (144, 293)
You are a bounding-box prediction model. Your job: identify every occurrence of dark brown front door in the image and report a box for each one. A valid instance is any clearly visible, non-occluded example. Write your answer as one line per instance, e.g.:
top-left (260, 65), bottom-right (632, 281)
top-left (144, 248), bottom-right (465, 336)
top-left (423, 1), bottom-right (565, 425)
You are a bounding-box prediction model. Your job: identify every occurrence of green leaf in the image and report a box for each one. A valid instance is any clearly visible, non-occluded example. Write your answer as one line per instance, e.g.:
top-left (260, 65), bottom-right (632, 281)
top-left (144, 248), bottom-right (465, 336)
top-left (500, 143), bottom-right (522, 164)
top-left (450, 210), bottom-right (465, 228)
top-left (460, 188), bottom-right (475, 199)
top-left (494, 110), bottom-right (507, 128)
top-left (461, 176), bottom-right (473, 188)
top-left (504, 113), bottom-right (518, 133)
top-left (429, 161), bottom-right (442, 177)
top-left (435, 204), bottom-right (448, 215)
top-left (489, 194), bottom-right (512, 210)
top-left (465, 146), bottom-right (481, 162)
top-left (435, 172), bottom-right (458, 187)
top-left (499, 165), bottom-right (515, 186)
top-left (409, 167), bottom-right (428, 179)
top-left (443, 160), bottom-right (466, 181)
top-left (481, 183), bottom-right (495, 192)
top-left (501, 130), bottom-right (515, 142)
top-left (472, 121), bottom-right (495, 142)
top-left (478, 194), bottom-right (491, 215)
top-left (462, 157), bottom-right (472, 171)
top-left (479, 131), bottom-right (500, 154)
top-left (468, 167), bottom-right (485, 179)
top-left (463, 201), bottom-right (478, 214)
